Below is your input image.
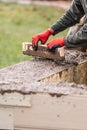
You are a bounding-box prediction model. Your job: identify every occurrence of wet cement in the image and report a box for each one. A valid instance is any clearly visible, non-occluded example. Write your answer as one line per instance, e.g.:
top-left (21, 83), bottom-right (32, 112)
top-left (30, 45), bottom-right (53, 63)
top-left (54, 49), bottom-right (87, 65)
top-left (0, 80), bottom-right (87, 96)
top-left (0, 49), bottom-right (87, 95)
top-left (65, 49), bottom-right (87, 63)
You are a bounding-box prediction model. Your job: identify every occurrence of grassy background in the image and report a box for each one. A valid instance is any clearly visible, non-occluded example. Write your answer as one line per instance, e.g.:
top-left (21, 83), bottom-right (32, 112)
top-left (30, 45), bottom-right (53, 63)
top-left (0, 2), bottom-right (67, 68)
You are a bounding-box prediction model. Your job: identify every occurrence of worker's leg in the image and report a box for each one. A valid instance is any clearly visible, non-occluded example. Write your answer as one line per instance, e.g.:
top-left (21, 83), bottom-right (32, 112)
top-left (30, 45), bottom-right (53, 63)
top-left (67, 25), bottom-right (81, 38)
top-left (66, 16), bottom-right (87, 52)
top-left (67, 16), bottom-right (85, 37)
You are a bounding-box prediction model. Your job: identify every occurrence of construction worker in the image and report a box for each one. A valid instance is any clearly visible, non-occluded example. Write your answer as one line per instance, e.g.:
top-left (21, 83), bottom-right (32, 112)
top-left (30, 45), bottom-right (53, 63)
top-left (32, 0), bottom-right (87, 52)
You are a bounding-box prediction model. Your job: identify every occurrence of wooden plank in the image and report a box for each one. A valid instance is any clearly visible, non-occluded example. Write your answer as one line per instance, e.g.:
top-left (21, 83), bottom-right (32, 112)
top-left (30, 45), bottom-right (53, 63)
top-left (0, 107), bottom-right (14, 129)
top-left (15, 127), bottom-right (48, 130)
top-left (22, 42), bottom-right (65, 61)
top-left (14, 93), bottom-right (87, 130)
top-left (0, 92), bottom-right (31, 107)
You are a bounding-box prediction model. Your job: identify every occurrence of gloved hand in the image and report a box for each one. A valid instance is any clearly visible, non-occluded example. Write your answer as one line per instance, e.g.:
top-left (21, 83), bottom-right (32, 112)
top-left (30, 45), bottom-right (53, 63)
top-left (47, 37), bottom-right (65, 53)
top-left (32, 29), bottom-right (53, 50)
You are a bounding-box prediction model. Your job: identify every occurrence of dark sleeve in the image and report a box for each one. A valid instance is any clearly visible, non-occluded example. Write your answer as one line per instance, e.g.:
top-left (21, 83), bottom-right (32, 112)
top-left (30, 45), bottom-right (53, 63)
top-left (65, 23), bottom-right (87, 48)
top-left (51, 0), bottom-right (84, 35)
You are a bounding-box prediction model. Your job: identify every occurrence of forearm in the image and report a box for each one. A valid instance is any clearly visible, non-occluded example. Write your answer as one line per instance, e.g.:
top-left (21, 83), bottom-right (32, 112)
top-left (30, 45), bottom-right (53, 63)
top-left (50, 0), bottom-right (84, 35)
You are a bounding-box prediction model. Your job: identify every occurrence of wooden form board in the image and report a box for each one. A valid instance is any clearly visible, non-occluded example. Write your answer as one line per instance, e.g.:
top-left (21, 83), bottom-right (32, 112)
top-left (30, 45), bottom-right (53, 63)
top-left (0, 92), bottom-right (31, 107)
top-left (0, 107), bottom-right (14, 130)
top-left (0, 93), bottom-right (87, 130)
top-left (14, 93), bottom-right (87, 130)
top-left (22, 42), bottom-right (65, 61)
top-left (0, 92), bottom-right (31, 130)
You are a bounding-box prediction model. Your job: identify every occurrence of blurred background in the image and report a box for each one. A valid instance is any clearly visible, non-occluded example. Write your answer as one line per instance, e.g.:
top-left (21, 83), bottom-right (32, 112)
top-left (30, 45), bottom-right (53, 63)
top-left (0, 0), bottom-right (71, 68)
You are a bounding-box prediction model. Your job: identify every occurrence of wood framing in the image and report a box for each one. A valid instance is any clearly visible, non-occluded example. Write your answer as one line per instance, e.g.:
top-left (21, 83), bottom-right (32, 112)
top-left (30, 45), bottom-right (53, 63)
top-left (14, 93), bottom-right (87, 130)
top-left (0, 107), bottom-right (14, 129)
top-left (0, 93), bottom-right (87, 130)
top-left (22, 42), bottom-right (65, 61)
top-left (0, 92), bottom-right (31, 107)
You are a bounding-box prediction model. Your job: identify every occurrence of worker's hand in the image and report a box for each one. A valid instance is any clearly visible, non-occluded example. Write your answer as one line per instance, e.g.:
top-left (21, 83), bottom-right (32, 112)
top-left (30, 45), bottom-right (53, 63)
top-left (32, 29), bottom-right (53, 50)
top-left (47, 37), bottom-right (65, 53)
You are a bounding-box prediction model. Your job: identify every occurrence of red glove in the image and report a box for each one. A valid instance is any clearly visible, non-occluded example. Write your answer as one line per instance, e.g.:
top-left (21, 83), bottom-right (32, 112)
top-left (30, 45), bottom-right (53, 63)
top-left (32, 29), bottom-right (53, 50)
top-left (47, 37), bottom-right (65, 53)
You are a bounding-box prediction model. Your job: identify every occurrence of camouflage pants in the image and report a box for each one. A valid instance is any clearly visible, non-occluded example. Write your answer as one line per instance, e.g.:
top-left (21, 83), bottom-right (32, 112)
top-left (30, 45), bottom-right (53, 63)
top-left (66, 17), bottom-right (87, 52)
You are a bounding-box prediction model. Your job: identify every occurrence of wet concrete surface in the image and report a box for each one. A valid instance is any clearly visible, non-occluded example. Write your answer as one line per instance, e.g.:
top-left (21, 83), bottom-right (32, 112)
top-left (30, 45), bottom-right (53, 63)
top-left (0, 81), bottom-right (87, 96)
top-left (65, 49), bottom-right (87, 63)
top-left (0, 49), bottom-right (87, 95)
top-left (0, 59), bottom-right (68, 83)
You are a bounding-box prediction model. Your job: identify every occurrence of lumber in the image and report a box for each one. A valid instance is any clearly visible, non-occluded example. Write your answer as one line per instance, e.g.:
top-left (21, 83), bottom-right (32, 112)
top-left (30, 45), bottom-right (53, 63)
top-left (22, 42), bottom-right (65, 61)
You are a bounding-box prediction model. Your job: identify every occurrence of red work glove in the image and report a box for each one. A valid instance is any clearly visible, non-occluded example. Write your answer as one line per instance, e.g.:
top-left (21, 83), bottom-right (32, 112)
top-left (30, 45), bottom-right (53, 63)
top-left (32, 29), bottom-right (53, 50)
top-left (47, 37), bottom-right (65, 53)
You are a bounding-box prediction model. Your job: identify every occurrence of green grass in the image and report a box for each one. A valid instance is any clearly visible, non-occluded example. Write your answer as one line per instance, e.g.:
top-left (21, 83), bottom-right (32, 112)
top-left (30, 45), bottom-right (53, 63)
top-left (0, 2), bottom-right (67, 68)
